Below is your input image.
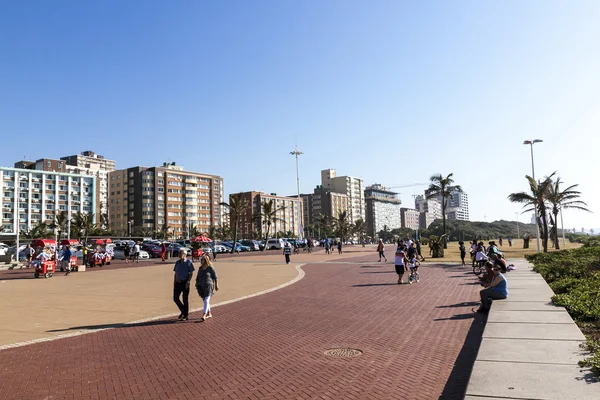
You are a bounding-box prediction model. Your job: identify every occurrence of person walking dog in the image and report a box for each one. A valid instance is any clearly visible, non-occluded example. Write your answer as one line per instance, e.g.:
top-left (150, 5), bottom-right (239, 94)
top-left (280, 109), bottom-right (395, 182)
top-left (173, 249), bottom-right (194, 321)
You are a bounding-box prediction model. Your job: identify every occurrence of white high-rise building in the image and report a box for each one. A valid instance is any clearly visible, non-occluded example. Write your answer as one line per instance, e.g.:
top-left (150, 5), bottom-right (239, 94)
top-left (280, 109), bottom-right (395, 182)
top-left (364, 184), bottom-right (401, 237)
top-left (321, 169), bottom-right (365, 224)
top-left (1, 167), bottom-right (96, 235)
top-left (60, 151), bottom-right (115, 228)
top-left (414, 194), bottom-right (442, 229)
top-left (446, 190), bottom-right (470, 221)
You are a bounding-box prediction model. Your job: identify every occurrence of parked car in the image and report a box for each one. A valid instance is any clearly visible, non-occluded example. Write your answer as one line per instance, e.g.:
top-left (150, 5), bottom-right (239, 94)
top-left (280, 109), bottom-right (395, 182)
top-left (221, 242), bottom-right (251, 252)
top-left (0, 243), bottom-right (8, 256)
top-left (113, 249), bottom-right (150, 260)
top-left (147, 245), bottom-right (164, 258)
top-left (165, 243), bottom-right (191, 256)
top-left (266, 238), bottom-right (284, 250)
top-left (212, 244), bottom-right (229, 253)
top-left (239, 240), bottom-right (260, 251)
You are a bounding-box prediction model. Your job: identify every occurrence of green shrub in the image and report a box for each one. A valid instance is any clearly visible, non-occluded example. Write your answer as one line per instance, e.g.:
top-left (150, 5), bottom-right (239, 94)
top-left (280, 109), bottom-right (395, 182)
top-left (528, 243), bottom-right (600, 374)
top-left (579, 338), bottom-right (600, 375)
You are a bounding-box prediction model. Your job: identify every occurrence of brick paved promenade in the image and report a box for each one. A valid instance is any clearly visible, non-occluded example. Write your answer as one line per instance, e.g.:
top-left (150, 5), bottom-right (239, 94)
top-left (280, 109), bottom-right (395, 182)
top-left (0, 252), bottom-right (485, 400)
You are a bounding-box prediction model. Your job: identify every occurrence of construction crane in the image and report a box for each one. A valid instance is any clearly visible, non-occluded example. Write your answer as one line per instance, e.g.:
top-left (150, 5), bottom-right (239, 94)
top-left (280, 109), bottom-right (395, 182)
top-left (386, 183), bottom-right (429, 190)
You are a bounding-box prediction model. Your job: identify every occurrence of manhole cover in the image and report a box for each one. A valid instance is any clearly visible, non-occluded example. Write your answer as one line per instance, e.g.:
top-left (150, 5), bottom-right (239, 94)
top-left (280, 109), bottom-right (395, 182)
top-left (324, 348), bottom-right (363, 358)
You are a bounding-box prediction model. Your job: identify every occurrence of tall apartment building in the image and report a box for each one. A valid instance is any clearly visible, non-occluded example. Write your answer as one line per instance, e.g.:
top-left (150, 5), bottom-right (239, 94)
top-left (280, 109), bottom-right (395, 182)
top-left (414, 194), bottom-right (442, 229)
top-left (301, 186), bottom-right (350, 233)
top-left (60, 151), bottom-right (115, 226)
top-left (365, 184), bottom-right (402, 237)
top-left (400, 208), bottom-right (420, 230)
top-left (233, 191), bottom-right (303, 239)
top-left (446, 190), bottom-right (470, 221)
top-left (108, 162), bottom-right (223, 238)
top-left (321, 169), bottom-right (365, 224)
top-left (1, 166), bottom-right (96, 235)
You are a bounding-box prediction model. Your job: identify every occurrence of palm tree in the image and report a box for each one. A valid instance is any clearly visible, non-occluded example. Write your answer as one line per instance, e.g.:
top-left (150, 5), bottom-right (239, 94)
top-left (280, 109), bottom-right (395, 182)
top-left (253, 199), bottom-right (285, 251)
top-left (334, 211), bottom-right (352, 243)
top-left (352, 218), bottom-right (367, 246)
top-left (508, 174), bottom-right (554, 252)
top-left (155, 222), bottom-right (171, 240)
top-left (315, 214), bottom-right (334, 239)
top-left (72, 212), bottom-right (96, 242)
top-left (546, 176), bottom-right (591, 249)
top-left (49, 211), bottom-right (69, 240)
top-left (220, 194), bottom-right (250, 253)
top-left (426, 173), bottom-right (462, 246)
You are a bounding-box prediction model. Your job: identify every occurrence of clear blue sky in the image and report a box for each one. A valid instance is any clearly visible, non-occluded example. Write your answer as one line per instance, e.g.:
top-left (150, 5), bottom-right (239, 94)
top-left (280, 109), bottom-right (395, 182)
top-left (2, 1), bottom-right (599, 231)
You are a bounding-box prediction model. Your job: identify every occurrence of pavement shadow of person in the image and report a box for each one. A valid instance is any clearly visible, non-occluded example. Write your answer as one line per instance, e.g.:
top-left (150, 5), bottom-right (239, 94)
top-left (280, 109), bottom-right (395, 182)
top-left (438, 312), bottom-right (487, 399)
top-left (436, 301), bottom-right (480, 309)
top-left (352, 283), bottom-right (399, 287)
top-left (433, 312), bottom-right (478, 321)
top-left (47, 319), bottom-right (178, 333)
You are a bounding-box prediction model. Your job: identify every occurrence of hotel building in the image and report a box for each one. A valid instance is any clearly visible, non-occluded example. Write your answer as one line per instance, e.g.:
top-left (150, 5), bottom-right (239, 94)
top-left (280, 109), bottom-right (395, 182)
top-left (233, 191), bottom-right (303, 239)
top-left (108, 162), bottom-right (223, 237)
top-left (1, 166), bottom-right (96, 235)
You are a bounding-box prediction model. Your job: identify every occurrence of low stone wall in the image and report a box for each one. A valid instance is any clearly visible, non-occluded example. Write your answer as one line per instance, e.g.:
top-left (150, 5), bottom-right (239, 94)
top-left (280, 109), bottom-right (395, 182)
top-left (464, 259), bottom-right (599, 400)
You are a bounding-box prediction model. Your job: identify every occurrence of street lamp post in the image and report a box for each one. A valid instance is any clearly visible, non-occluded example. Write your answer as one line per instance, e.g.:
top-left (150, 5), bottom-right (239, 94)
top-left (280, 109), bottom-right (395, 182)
top-left (515, 212), bottom-right (520, 239)
top-left (290, 146), bottom-right (303, 241)
top-left (523, 139), bottom-right (543, 252)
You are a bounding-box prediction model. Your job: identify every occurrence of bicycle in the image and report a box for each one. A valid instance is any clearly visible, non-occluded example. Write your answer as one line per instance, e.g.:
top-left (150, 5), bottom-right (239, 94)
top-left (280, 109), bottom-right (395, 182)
top-left (408, 267), bottom-right (420, 284)
top-left (472, 258), bottom-right (488, 276)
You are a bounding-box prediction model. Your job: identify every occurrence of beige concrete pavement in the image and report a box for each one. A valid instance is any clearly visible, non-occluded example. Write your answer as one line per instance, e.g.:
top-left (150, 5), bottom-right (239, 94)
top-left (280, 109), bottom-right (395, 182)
top-left (0, 245), bottom-right (383, 348)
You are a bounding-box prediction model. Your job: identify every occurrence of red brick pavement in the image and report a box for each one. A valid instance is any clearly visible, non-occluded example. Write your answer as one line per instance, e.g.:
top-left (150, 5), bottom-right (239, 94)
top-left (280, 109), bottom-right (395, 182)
top-left (0, 254), bottom-right (485, 400)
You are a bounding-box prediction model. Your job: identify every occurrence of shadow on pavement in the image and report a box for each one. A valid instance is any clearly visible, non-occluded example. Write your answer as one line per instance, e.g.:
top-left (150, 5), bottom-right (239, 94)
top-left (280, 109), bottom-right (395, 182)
top-left (359, 265), bottom-right (385, 268)
top-left (47, 319), bottom-right (179, 333)
top-left (360, 271), bottom-right (395, 274)
top-left (352, 283), bottom-right (399, 287)
top-left (436, 302), bottom-right (480, 309)
top-left (434, 312), bottom-right (478, 321)
top-left (438, 313), bottom-right (486, 399)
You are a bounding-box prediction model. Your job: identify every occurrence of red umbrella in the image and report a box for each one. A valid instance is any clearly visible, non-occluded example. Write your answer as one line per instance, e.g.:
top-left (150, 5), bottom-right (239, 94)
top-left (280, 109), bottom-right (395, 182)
top-left (105, 238), bottom-right (113, 244)
top-left (94, 239), bottom-right (105, 245)
top-left (192, 236), bottom-right (212, 243)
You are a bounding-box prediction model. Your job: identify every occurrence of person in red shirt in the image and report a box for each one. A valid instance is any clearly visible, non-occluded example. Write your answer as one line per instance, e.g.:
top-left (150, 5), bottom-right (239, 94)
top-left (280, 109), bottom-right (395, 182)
top-left (161, 242), bottom-right (167, 262)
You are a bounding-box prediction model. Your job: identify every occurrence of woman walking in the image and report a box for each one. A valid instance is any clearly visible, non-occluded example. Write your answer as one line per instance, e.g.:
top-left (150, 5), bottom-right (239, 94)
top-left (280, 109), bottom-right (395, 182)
top-left (377, 239), bottom-right (387, 262)
top-left (195, 255), bottom-right (219, 321)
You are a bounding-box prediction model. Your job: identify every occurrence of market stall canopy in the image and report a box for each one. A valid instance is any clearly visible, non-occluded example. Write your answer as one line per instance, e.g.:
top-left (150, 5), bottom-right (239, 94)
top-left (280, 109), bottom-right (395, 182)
top-left (105, 238), bottom-right (113, 244)
top-left (32, 239), bottom-right (57, 247)
top-left (192, 236), bottom-right (212, 243)
top-left (94, 239), bottom-right (105, 245)
top-left (60, 239), bottom-right (79, 246)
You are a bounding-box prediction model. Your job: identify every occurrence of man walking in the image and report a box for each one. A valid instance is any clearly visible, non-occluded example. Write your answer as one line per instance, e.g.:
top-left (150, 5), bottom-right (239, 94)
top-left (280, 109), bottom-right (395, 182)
top-left (173, 249), bottom-right (194, 321)
top-left (283, 242), bottom-right (292, 264)
top-left (132, 242), bottom-right (141, 263)
top-left (63, 245), bottom-right (72, 276)
top-left (82, 244), bottom-right (88, 267)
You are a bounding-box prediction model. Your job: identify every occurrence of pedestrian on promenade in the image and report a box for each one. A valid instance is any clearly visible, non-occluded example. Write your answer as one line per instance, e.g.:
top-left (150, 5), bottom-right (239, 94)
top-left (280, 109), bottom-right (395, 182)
top-left (25, 244), bottom-right (34, 267)
top-left (283, 242), bottom-right (292, 264)
top-left (459, 241), bottom-right (466, 265)
top-left (337, 241), bottom-right (342, 254)
top-left (394, 248), bottom-right (408, 284)
top-left (377, 239), bottom-right (387, 262)
top-left (325, 241), bottom-right (331, 254)
top-left (173, 249), bottom-right (194, 321)
top-left (212, 242), bottom-right (217, 261)
top-left (124, 243), bottom-right (130, 264)
top-left (507, 237), bottom-right (513, 247)
top-left (161, 242), bottom-right (167, 262)
top-left (498, 237), bottom-right (503, 247)
top-left (416, 240), bottom-right (425, 261)
top-left (82, 244), bottom-right (88, 267)
top-left (63, 245), bottom-right (72, 276)
top-left (196, 255), bottom-right (218, 321)
top-left (132, 242), bottom-right (141, 263)
top-left (477, 262), bottom-right (508, 313)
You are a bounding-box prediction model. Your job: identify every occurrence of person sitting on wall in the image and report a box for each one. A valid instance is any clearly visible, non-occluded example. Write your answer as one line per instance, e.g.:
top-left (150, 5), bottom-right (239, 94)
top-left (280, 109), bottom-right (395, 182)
top-left (477, 262), bottom-right (508, 313)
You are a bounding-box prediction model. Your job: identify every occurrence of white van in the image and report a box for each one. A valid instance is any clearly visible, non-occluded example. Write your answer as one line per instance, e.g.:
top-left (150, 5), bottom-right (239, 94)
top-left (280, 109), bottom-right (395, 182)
top-left (266, 238), bottom-right (285, 250)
